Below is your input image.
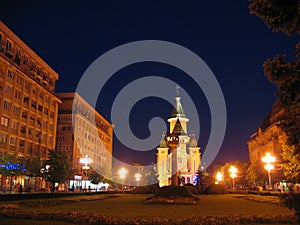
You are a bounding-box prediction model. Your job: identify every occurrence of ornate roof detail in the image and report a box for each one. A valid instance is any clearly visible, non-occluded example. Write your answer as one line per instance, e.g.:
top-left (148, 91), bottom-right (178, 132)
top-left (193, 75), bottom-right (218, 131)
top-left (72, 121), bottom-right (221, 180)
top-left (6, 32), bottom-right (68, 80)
top-left (159, 132), bottom-right (168, 148)
top-left (172, 119), bottom-right (186, 135)
top-left (189, 133), bottom-right (198, 148)
top-left (170, 96), bottom-right (186, 119)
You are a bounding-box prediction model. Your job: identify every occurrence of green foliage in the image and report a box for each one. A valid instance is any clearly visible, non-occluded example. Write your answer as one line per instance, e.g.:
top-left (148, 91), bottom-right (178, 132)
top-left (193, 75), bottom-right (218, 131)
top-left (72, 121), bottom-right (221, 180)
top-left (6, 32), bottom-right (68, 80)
top-left (249, 0), bottom-right (300, 182)
top-left (44, 150), bottom-right (73, 189)
top-left (89, 170), bottom-right (103, 185)
top-left (245, 160), bottom-right (265, 185)
top-left (281, 145), bottom-right (300, 182)
top-left (25, 157), bottom-right (42, 178)
top-left (281, 193), bottom-right (300, 222)
top-left (151, 186), bottom-right (195, 198)
top-left (249, 0), bottom-right (300, 36)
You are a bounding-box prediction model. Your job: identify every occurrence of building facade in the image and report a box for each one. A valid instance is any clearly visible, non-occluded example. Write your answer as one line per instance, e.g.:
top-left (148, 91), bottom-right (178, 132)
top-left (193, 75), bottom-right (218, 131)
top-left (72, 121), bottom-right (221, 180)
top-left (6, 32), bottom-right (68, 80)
top-left (0, 21), bottom-right (61, 191)
top-left (56, 92), bottom-right (113, 185)
top-left (156, 94), bottom-right (201, 187)
top-left (247, 101), bottom-right (286, 184)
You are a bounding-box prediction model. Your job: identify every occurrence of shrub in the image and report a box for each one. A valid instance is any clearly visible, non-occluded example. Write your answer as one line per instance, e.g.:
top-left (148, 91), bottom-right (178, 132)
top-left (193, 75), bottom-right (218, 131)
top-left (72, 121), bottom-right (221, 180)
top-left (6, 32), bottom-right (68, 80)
top-left (205, 184), bottom-right (228, 194)
top-left (146, 186), bottom-right (199, 204)
top-left (281, 193), bottom-right (300, 223)
top-left (184, 184), bottom-right (199, 194)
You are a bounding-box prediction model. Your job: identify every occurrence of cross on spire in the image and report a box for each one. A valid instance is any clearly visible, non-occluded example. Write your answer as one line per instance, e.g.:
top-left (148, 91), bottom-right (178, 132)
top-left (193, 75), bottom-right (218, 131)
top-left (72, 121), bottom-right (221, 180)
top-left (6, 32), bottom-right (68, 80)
top-left (176, 84), bottom-right (180, 97)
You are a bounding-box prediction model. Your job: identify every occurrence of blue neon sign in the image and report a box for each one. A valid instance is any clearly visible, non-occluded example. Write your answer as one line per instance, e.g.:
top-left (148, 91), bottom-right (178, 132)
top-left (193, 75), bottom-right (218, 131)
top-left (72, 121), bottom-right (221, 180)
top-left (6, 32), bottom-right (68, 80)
top-left (0, 162), bottom-right (26, 172)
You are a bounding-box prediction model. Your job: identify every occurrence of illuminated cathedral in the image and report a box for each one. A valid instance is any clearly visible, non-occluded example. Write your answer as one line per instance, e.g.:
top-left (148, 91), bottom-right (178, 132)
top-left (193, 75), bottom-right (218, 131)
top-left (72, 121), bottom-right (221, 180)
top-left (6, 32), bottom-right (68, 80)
top-left (156, 90), bottom-right (201, 187)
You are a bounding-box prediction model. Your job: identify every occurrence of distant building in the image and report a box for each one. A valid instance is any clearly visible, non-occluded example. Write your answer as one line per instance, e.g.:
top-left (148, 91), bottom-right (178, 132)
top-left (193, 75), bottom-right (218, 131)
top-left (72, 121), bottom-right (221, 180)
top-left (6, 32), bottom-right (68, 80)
top-left (56, 92), bottom-right (113, 183)
top-left (0, 21), bottom-right (61, 191)
top-left (247, 101), bottom-right (286, 183)
top-left (156, 92), bottom-right (201, 187)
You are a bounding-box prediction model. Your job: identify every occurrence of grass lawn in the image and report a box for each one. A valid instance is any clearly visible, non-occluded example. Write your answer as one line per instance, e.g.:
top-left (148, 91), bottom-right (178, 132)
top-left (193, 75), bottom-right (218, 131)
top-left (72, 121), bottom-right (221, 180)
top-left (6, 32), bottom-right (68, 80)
top-left (35, 194), bottom-right (292, 219)
top-left (0, 194), bottom-right (295, 224)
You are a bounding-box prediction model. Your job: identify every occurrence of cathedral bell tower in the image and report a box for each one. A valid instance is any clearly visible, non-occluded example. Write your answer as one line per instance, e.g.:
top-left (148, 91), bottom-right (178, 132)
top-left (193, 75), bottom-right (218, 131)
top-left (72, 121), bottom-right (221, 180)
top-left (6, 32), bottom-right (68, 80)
top-left (156, 86), bottom-right (201, 187)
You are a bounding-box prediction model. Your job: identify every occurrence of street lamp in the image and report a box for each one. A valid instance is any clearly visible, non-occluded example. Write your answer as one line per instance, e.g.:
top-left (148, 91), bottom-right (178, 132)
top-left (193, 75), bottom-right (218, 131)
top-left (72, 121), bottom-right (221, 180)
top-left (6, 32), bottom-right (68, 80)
top-left (134, 173), bottom-right (141, 187)
top-left (262, 152), bottom-right (276, 188)
top-left (79, 155), bottom-right (92, 190)
top-left (118, 168), bottom-right (127, 191)
top-left (215, 171), bottom-right (223, 184)
top-left (229, 166), bottom-right (238, 190)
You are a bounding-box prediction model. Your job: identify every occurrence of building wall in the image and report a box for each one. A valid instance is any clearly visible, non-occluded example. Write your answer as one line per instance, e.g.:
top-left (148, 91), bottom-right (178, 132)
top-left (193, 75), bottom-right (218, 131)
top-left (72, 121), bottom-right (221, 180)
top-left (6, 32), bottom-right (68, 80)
top-left (247, 101), bottom-right (286, 182)
top-left (56, 93), bottom-right (113, 180)
top-left (0, 21), bottom-right (60, 162)
top-left (0, 21), bottom-right (61, 191)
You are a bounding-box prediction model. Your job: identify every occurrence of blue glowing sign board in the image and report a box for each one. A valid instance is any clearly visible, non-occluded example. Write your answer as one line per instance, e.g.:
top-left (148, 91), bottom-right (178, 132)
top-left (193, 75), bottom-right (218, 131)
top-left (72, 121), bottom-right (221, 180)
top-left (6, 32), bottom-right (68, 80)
top-left (0, 162), bottom-right (26, 172)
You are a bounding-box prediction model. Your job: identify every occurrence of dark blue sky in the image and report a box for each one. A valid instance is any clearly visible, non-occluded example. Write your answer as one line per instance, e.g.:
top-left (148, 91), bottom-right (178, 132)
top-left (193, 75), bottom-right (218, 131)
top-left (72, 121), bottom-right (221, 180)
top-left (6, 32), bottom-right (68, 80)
top-left (1, 1), bottom-right (298, 167)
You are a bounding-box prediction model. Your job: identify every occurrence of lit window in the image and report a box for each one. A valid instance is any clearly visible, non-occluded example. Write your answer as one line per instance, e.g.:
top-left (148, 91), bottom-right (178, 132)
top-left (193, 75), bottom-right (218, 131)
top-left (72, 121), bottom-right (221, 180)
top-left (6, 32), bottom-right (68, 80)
top-left (0, 133), bottom-right (7, 143)
top-left (9, 136), bottom-right (16, 146)
top-left (1, 116), bottom-right (9, 127)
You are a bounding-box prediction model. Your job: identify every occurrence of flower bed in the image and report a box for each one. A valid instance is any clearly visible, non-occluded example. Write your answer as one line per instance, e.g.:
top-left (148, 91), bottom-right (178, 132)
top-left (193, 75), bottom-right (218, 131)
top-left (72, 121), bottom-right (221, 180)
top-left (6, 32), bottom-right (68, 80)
top-left (0, 209), bottom-right (297, 224)
top-left (16, 194), bottom-right (118, 208)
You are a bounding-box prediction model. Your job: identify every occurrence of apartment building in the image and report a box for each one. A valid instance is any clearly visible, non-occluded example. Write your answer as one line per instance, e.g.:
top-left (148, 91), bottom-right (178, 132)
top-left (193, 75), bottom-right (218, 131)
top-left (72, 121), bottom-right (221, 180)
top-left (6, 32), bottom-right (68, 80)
top-left (0, 21), bottom-right (61, 191)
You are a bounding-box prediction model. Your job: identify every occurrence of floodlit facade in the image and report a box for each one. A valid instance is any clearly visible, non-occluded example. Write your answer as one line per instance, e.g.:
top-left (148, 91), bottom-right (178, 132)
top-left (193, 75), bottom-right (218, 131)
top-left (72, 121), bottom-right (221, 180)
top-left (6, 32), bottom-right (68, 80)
top-left (156, 93), bottom-right (201, 187)
top-left (247, 101), bottom-right (285, 180)
top-left (56, 92), bottom-right (113, 183)
top-left (0, 21), bottom-right (61, 191)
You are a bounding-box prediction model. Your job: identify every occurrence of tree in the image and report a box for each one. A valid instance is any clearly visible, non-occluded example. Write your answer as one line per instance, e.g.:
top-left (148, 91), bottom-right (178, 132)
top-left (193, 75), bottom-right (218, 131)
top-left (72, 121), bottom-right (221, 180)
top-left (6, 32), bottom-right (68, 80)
top-left (44, 150), bottom-right (73, 191)
top-left (245, 160), bottom-right (265, 187)
top-left (89, 170), bottom-right (104, 185)
top-left (25, 157), bottom-right (43, 192)
top-left (249, 0), bottom-right (300, 182)
top-left (281, 145), bottom-right (300, 183)
top-left (249, 0), bottom-right (300, 36)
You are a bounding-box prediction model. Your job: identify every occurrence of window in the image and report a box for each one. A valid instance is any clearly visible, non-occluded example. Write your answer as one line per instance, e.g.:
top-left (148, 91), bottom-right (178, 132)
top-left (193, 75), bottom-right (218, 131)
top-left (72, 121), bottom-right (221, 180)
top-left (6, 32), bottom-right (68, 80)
top-left (38, 104), bottom-right (43, 112)
top-left (45, 95), bottom-right (50, 102)
top-left (13, 105), bottom-right (20, 114)
top-left (50, 111), bottom-right (54, 118)
top-left (0, 133), bottom-right (7, 143)
top-left (9, 136), bottom-right (16, 146)
top-left (20, 125), bottom-right (26, 134)
top-left (17, 76), bottom-right (23, 85)
top-left (15, 48), bottom-right (20, 58)
top-left (19, 139), bottom-right (25, 146)
top-left (25, 82), bottom-right (30, 90)
top-left (1, 116), bottom-right (9, 127)
top-left (3, 100), bottom-right (11, 110)
top-left (7, 70), bottom-right (14, 79)
top-left (14, 90), bottom-right (21, 99)
top-left (5, 85), bottom-right (12, 94)
top-left (31, 101), bottom-right (37, 109)
top-left (23, 55), bottom-right (28, 64)
top-left (5, 40), bottom-right (12, 50)
top-left (44, 107), bottom-right (48, 115)
top-left (12, 121), bottom-right (18, 130)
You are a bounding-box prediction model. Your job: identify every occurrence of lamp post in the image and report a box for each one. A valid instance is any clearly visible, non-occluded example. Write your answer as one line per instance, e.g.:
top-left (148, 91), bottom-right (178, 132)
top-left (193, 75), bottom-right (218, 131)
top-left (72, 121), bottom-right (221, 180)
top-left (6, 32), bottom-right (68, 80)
top-left (229, 166), bottom-right (238, 190)
top-left (262, 152), bottom-right (276, 188)
top-left (79, 155), bottom-right (92, 190)
top-left (118, 168), bottom-right (127, 191)
top-left (134, 173), bottom-right (141, 187)
top-left (215, 171), bottom-right (223, 184)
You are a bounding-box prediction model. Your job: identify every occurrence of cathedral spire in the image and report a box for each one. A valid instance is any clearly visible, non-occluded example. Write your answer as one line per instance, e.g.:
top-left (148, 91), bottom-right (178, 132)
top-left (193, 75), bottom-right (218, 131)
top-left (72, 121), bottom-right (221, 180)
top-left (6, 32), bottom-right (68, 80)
top-left (170, 85), bottom-right (186, 119)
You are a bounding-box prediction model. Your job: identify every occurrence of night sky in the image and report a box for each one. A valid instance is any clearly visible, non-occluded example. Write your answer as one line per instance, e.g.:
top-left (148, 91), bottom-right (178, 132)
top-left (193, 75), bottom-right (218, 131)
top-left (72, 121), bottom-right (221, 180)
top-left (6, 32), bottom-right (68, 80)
top-left (0, 1), bottom-right (298, 168)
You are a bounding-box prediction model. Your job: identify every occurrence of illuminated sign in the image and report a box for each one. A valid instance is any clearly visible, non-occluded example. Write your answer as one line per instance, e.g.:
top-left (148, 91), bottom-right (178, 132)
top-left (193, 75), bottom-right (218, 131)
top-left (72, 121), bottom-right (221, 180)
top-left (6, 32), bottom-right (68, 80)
top-left (0, 162), bottom-right (26, 172)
